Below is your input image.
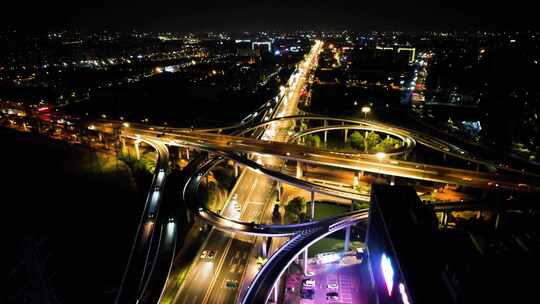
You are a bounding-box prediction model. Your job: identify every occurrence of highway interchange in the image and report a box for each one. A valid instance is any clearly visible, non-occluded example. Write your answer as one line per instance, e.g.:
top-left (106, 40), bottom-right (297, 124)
top-left (3, 39), bottom-right (539, 304)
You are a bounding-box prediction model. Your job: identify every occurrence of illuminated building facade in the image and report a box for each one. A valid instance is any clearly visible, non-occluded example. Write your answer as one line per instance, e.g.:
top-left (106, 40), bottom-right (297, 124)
top-left (366, 185), bottom-right (450, 304)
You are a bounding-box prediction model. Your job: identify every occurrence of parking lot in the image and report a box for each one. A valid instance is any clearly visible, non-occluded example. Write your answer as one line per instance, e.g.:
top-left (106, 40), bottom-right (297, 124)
top-left (285, 253), bottom-right (371, 304)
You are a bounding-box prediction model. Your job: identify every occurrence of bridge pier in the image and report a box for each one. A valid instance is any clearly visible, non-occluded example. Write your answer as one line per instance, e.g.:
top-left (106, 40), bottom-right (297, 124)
top-left (403, 152), bottom-right (409, 161)
top-left (344, 225), bottom-right (351, 253)
top-left (310, 191), bottom-right (315, 219)
top-left (324, 130), bottom-right (328, 144)
top-left (344, 128), bottom-right (348, 142)
top-left (234, 162), bottom-right (239, 178)
top-left (262, 237), bottom-right (268, 257)
top-left (441, 212), bottom-right (447, 227)
top-left (443, 152), bottom-right (447, 161)
top-left (134, 140), bottom-right (141, 160)
top-left (97, 132), bottom-right (103, 142)
top-left (121, 137), bottom-right (126, 153)
top-left (303, 248), bottom-right (309, 275)
top-left (185, 148), bottom-right (190, 160)
top-left (296, 161), bottom-right (303, 179)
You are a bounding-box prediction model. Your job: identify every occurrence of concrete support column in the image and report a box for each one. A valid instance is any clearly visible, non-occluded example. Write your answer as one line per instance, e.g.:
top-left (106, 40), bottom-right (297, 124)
top-left (277, 181), bottom-right (281, 201)
top-left (262, 237), bottom-right (268, 257)
top-left (185, 148), bottom-right (190, 160)
top-left (344, 225), bottom-right (351, 253)
top-left (134, 140), bottom-right (141, 160)
top-left (495, 213), bottom-right (500, 230)
top-left (310, 191), bottom-right (315, 220)
top-left (296, 161), bottom-right (303, 179)
top-left (441, 212), bottom-right (447, 227)
top-left (443, 152), bottom-right (447, 161)
top-left (98, 132), bottom-right (103, 142)
top-left (234, 162), bottom-right (239, 178)
top-left (344, 128), bottom-right (348, 142)
top-left (121, 137), bottom-right (126, 153)
top-left (324, 130), bottom-right (328, 144)
top-left (304, 248), bottom-right (309, 275)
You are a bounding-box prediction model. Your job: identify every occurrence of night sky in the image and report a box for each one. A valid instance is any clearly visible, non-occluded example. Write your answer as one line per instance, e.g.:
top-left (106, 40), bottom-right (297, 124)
top-left (2, 0), bottom-right (539, 32)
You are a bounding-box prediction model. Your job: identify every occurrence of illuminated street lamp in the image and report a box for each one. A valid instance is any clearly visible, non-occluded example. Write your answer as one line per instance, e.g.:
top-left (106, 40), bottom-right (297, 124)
top-left (361, 106), bottom-right (371, 120)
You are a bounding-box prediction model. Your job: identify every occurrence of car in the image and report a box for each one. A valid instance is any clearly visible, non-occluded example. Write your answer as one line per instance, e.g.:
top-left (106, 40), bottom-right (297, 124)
top-left (302, 278), bottom-right (315, 287)
top-left (326, 292), bottom-right (339, 300)
top-left (207, 250), bottom-right (216, 259)
top-left (305, 271), bottom-right (315, 277)
top-left (327, 283), bottom-right (338, 289)
top-left (148, 212), bottom-right (156, 219)
top-left (300, 289), bottom-right (315, 299)
top-left (200, 250), bottom-right (209, 259)
top-left (225, 280), bottom-right (239, 289)
top-left (256, 256), bottom-right (267, 270)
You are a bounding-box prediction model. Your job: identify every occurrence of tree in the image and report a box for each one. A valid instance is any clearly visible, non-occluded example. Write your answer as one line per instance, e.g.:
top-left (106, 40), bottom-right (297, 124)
top-left (352, 200), bottom-right (369, 210)
top-left (272, 204), bottom-right (281, 224)
top-left (366, 131), bottom-right (381, 151)
top-left (305, 134), bottom-right (321, 148)
top-left (285, 196), bottom-right (307, 223)
top-left (349, 131), bottom-right (365, 151)
top-left (374, 136), bottom-right (401, 153)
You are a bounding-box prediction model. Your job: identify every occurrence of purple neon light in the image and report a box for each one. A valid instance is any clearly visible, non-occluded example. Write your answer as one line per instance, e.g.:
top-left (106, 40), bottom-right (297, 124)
top-left (381, 253), bottom-right (394, 296)
top-left (399, 283), bottom-right (410, 304)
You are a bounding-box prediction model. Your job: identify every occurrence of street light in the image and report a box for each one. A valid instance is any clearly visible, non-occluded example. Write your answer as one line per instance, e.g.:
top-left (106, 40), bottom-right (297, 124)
top-left (375, 152), bottom-right (386, 160)
top-left (122, 122), bottom-right (130, 128)
top-left (361, 106), bottom-right (371, 120)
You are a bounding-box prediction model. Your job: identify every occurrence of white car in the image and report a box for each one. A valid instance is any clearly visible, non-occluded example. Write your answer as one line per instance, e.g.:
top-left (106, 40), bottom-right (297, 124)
top-left (302, 279), bottom-right (315, 287)
top-left (305, 271), bottom-right (315, 277)
top-left (327, 283), bottom-right (338, 289)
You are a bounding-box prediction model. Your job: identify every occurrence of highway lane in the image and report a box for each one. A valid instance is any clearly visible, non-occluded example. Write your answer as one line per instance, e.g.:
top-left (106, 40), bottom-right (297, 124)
top-left (172, 168), bottom-right (276, 304)
top-left (116, 138), bottom-right (169, 304)
top-left (204, 172), bottom-right (275, 304)
top-left (191, 40), bottom-right (324, 304)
